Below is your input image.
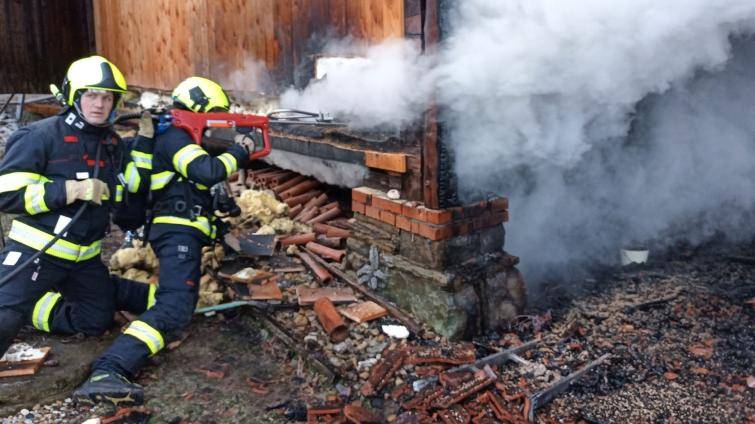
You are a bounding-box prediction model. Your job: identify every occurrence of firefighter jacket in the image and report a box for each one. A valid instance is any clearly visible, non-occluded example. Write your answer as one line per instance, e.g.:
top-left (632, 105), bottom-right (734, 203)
top-left (148, 125), bottom-right (248, 243)
top-left (0, 109), bottom-right (151, 262)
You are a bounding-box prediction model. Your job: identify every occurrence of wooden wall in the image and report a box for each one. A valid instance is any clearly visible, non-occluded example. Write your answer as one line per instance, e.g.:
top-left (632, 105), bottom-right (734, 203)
top-left (0, 0), bottom-right (96, 93)
top-left (94, 0), bottom-right (405, 92)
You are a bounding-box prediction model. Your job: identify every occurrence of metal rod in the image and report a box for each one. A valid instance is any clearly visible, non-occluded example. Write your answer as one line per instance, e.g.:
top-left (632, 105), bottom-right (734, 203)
top-left (526, 353), bottom-right (611, 422)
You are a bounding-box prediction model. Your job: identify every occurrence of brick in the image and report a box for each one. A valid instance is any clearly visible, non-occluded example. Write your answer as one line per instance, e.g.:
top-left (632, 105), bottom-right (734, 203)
top-left (351, 200), bottom-right (366, 215)
top-left (402, 203), bottom-right (428, 221)
top-left (338, 301), bottom-right (388, 323)
top-left (395, 215), bottom-right (412, 231)
top-left (422, 207), bottom-right (452, 224)
top-left (472, 212), bottom-right (491, 230)
top-left (372, 195), bottom-right (403, 215)
top-left (379, 209), bottom-right (396, 226)
top-left (472, 211), bottom-right (506, 230)
top-left (417, 222), bottom-right (453, 241)
top-left (463, 200), bottom-right (489, 218)
top-left (365, 205), bottom-right (381, 220)
top-left (490, 211), bottom-right (506, 226)
top-left (411, 219), bottom-right (421, 235)
top-left (449, 206), bottom-right (465, 220)
top-left (452, 222), bottom-right (470, 236)
top-left (351, 187), bottom-right (373, 205)
top-left (489, 197), bottom-right (509, 211)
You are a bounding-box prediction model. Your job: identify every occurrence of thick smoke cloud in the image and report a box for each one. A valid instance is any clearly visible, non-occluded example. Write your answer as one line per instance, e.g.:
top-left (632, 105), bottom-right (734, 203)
top-left (279, 1), bottom-right (755, 279)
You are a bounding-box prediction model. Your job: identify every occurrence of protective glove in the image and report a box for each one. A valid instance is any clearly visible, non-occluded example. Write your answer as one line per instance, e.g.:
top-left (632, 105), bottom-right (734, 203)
top-left (233, 133), bottom-right (256, 154)
top-left (65, 179), bottom-right (110, 205)
top-left (137, 111), bottom-right (155, 139)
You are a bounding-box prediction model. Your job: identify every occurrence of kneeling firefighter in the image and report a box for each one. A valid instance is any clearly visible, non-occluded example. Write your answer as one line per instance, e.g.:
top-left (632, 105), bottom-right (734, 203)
top-left (74, 77), bottom-right (255, 406)
top-left (0, 56), bottom-right (152, 358)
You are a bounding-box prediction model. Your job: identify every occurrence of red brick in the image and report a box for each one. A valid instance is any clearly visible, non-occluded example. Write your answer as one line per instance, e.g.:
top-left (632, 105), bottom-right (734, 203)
top-left (490, 211), bottom-right (506, 226)
top-left (472, 212), bottom-right (492, 230)
top-left (463, 200), bottom-right (489, 218)
top-left (365, 205), bottom-right (381, 220)
top-left (472, 212), bottom-right (506, 230)
top-left (379, 210), bottom-right (396, 226)
top-left (417, 222), bottom-right (453, 241)
top-left (422, 207), bottom-right (453, 225)
top-left (452, 222), bottom-right (470, 236)
top-left (402, 203), bottom-right (427, 221)
top-left (372, 195), bottom-right (403, 215)
top-left (351, 200), bottom-right (366, 215)
top-left (449, 206), bottom-right (465, 221)
top-left (396, 215), bottom-right (412, 231)
top-left (410, 219), bottom-right (421, 235)
top-left (352, 187), bottom-right (372, 205)
top-left (489, 197), bottom-right (509, 211)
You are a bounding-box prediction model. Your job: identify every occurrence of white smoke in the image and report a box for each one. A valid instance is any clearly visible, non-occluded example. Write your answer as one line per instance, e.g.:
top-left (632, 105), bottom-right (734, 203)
top-left (215, 59), bottom-right (275, 97)
top-left (280, 39), bottom-right (434, 128)
top-left (277, 1), bottom-right (755, 279)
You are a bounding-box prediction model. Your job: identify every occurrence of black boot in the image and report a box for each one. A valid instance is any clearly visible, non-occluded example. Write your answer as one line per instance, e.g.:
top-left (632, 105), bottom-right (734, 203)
top-left (0, 308), bottom-right (24, 358)
top-left (72, 370), bottom-right (144, 407)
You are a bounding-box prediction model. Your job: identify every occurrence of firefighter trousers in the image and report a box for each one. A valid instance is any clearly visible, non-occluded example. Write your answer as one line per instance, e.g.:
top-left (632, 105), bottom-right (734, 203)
top-left (92, 231), bottom-right (203, 377)
top-left (0, 240), bottom-right (116, 337)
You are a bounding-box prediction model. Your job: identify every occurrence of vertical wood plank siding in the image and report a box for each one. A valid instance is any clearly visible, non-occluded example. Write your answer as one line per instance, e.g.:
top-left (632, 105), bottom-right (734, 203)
top-left (94, 0), bottom-right (406, 91)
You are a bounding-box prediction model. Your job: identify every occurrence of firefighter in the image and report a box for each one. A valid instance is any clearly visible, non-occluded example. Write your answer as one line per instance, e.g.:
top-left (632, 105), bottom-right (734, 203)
top-left (74, 77), bottom-right (253, 406)
top-left (0, 56), bottom-right (152, 357)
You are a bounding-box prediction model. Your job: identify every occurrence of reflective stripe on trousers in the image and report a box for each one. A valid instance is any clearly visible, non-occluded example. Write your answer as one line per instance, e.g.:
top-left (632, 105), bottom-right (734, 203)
top-left (31, 291), bottom-right (62, 332)
top-left (123, 320), bottom-right (164, 355)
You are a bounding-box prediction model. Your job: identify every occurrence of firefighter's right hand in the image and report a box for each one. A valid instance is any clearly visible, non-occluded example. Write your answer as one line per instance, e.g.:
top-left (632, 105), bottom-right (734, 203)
top-left (65, 179), bottom-right (110, 205)
top-left (138, 111), bottom-right (155, 139)
top-left (233, 133), bottom-right (256, 154)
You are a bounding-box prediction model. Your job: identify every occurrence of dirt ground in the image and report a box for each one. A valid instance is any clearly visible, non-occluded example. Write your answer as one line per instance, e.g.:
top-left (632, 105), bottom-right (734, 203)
top-left (1, 239), bottom-right (752, 423)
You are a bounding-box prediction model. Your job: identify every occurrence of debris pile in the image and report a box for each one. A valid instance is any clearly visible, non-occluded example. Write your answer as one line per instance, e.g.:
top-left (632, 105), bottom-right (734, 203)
top-left (0, 112), bottom-right (19, 156)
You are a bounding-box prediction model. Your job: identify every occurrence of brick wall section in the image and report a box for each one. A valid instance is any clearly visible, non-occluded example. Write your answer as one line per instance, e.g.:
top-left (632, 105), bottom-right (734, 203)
top-left (351, 187), bottom-right (509, 241)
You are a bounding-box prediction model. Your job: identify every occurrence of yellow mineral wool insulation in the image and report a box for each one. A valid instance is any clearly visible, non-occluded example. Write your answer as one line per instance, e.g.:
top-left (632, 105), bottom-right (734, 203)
top-left (235, 189), bottom-right (289, 225)
top-left (109, 245), bottom-right (158, 272)
top-left (255, 225), bottom-right (276, 235)
top-left (121, 268), bottom-right (151, 284)
top-left (197, 292), bottom-right (224, 309)
top-left (199, 274), bottom-right (220, 293)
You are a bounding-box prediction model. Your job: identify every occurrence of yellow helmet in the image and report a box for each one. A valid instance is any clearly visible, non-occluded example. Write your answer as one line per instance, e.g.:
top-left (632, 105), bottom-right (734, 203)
top-left (172, 77), bottom-right (230, 113)
top-left (53, 55), bottom-right (127, 106)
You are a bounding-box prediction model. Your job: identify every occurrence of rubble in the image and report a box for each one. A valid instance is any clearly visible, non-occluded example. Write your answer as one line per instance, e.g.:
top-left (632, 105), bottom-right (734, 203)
top-left (3, 159), bottom-right (752, 423)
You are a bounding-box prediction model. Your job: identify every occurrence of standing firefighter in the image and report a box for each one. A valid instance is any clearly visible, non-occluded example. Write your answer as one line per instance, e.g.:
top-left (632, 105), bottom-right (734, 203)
top-left (74, 77), bottom-right (254, 406)
top-left (0, 56), bottom-right (151, 356)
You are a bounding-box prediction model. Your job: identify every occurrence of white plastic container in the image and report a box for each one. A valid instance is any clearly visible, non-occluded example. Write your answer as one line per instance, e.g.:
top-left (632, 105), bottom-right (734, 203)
top-left (620, 248), bottom-right (649, 266)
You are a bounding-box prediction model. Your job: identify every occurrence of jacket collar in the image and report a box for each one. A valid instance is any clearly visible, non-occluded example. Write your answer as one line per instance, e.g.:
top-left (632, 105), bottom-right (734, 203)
top-left (60, 108), bottom-right (109, 136)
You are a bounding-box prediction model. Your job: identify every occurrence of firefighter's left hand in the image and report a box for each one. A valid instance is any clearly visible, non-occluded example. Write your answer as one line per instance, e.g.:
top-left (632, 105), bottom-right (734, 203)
top-left (65, 179), bottom-right (110, 205)
top-left (138, 111), bottom-right (154, 139)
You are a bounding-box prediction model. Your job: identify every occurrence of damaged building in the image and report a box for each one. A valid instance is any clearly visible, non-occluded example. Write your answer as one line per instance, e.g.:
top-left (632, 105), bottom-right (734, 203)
top-left (2, 0), bottom-right (524, 340)
top-left (2, 1), bottom-right (754, 423)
